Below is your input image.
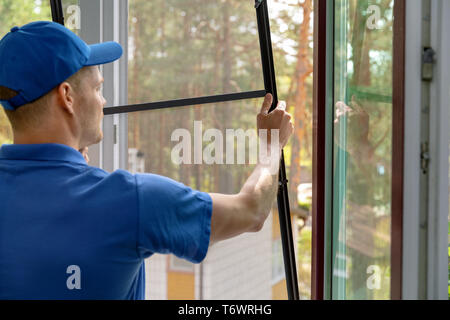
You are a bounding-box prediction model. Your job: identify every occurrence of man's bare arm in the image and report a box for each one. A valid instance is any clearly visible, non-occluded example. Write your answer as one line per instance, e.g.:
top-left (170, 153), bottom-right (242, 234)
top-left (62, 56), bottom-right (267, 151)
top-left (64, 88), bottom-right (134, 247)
top-left (209, 162), bottom-right (279, 243)
top-left (209, 94), bottom-right (294, 244)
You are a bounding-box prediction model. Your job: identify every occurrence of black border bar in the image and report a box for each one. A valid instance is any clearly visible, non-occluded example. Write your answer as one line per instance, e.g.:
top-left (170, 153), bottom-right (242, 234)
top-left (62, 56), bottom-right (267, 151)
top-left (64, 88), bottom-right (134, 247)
top-left (255, 0), bottom-right (299, 300)
top-left (103, 90), bottom-right (267, 115)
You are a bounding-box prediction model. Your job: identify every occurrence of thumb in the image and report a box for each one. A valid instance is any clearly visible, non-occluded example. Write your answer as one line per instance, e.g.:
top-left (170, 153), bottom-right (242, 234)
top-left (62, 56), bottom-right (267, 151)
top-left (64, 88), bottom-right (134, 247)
top-left (260, 93), bottom-right (273, 115)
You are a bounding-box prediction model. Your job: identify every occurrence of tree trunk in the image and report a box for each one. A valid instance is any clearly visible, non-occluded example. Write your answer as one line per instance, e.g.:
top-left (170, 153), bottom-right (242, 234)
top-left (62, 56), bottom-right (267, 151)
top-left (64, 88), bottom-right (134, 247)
top-left (288, 0), bottom-right (313, 211)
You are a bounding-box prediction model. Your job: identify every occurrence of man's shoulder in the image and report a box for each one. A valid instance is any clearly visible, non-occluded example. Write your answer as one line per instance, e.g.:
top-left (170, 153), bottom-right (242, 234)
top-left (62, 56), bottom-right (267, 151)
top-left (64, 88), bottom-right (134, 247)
top-left (87, 169), bottom-right (195, 196)
top-left (85, 166), bottom-right (137, 186)
top-left (134, 172), bottom-right (190, 191)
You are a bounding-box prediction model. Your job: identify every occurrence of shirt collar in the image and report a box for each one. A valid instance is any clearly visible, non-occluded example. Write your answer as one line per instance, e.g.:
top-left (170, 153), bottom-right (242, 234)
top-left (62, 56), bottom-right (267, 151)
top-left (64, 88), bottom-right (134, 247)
top-left (0, 143), bottom-right (87, 165)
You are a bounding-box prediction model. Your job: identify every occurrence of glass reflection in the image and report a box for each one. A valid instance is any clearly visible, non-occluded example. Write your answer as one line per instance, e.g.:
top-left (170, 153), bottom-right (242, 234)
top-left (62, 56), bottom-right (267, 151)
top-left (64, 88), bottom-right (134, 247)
top-left (332, 0), bottom-right (394, 300)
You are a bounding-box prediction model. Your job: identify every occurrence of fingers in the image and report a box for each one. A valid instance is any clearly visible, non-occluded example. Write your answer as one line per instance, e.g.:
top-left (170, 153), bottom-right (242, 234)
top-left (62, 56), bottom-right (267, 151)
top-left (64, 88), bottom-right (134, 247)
top-left (256, 95), bottom-right (293, 149)
top-left (335, 101), bottom-right (354, 118)
top-left (336, 101), bottom-right (350, 112)
top-left (336, 101), bottom-right (346, 109)
top-left (260, 93), bottom-right (273, 115)
top-left (260, 93), bottom-right (288, 115)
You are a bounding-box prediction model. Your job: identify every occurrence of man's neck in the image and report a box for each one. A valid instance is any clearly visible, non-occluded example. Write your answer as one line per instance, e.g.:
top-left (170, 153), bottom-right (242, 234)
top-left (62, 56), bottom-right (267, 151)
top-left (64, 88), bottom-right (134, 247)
top-left (13, 131), bottom-right (79, 151)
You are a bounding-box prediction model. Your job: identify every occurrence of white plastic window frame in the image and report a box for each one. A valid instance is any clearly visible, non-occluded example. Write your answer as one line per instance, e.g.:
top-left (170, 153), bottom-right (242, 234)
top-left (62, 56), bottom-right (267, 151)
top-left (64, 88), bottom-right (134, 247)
top-left (78, 0), bottom-right (128, 171)
top-left (403, 0), bottom-right (449, 300)
top-left (427, 0), bottom-right (449, 300)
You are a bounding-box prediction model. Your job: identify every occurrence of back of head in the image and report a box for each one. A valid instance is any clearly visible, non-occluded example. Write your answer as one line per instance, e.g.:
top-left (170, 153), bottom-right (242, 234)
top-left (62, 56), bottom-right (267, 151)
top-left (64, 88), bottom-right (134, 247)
top-left (0, 21), bottom-right (123, 132)
top-left (1, 67), bottom-right (90, 132)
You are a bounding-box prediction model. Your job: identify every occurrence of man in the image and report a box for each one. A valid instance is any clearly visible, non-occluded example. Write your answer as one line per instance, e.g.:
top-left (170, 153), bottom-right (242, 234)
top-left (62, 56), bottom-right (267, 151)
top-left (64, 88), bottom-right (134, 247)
top-left (0, 21), bottom-right (293, 299)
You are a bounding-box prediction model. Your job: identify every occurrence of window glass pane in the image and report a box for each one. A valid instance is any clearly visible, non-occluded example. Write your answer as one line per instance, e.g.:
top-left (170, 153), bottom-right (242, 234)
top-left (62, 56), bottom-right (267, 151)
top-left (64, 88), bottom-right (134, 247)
top-left (269, 0), bottom-right (314, 300)
top-left (332, 0), bottom-right (394, 300)
top-left (128, 0), bottom-right (264, 105)
top-left (0, 0), bottom-right (52, 146)
top-left (126, 99), bottom-right (287, 300)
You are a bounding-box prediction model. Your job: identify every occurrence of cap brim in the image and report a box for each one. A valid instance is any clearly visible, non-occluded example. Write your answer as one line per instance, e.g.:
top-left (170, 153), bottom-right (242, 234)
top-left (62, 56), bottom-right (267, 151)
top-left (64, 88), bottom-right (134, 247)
top-left (85, 41), bottom-right (123, 66)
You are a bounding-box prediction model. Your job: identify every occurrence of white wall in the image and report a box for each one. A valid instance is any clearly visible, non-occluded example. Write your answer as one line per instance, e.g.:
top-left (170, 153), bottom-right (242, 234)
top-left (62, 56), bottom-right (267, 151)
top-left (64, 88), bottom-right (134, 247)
top-left (202, 213), bottom-right (273, 300)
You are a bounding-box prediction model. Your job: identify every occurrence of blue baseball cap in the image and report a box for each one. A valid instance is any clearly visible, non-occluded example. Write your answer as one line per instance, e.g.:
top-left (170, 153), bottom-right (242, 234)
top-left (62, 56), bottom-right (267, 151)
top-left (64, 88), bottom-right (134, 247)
top-left (0, 21), bottom-right (123, 111)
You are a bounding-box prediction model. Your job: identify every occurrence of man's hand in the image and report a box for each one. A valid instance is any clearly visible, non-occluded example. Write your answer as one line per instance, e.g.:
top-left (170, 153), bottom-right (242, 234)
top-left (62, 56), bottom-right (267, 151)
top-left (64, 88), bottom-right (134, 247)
top-left (79, 147), bottom-right (90, 164)
top-left (257, 93), bottom-right (294, 150)
top-left (208, 94), bottom-right (294, 245)
top-left (334, 97), bottom-right (370, 157)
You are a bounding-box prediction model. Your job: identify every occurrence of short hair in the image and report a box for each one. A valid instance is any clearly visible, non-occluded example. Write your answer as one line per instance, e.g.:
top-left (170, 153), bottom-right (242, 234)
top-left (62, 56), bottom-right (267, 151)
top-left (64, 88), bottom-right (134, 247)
top-left (1, 67), bottom-right (91, 132)
top-left (0, 86), bottom-right (18, 100)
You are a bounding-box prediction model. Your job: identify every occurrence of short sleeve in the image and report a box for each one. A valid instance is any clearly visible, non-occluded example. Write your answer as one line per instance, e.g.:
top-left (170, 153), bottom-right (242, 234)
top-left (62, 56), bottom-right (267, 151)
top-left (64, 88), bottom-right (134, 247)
top-left (135, 173), bottom-right (212, 263)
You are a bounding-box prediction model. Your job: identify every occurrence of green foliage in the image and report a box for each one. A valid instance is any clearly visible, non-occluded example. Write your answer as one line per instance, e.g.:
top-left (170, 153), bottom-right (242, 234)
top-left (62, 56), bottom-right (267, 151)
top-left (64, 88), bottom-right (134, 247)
top-left (297, 227), bottom-right (312, 299)
top-left (0, 0), bottom-right (51, 37)
top-left (298, 202), bottom-right (311, 213)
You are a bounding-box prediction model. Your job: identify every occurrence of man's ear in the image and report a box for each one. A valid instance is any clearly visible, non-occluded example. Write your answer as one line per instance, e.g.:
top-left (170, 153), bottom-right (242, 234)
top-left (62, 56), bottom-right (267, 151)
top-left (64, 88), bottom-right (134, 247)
top-left (56, 82), bottom-right (76, 115)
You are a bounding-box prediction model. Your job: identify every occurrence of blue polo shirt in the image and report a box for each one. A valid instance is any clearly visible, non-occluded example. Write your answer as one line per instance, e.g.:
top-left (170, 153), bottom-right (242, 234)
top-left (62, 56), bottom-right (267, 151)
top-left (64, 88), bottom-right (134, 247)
top-left (0, 143), bottom-right (212, 300)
